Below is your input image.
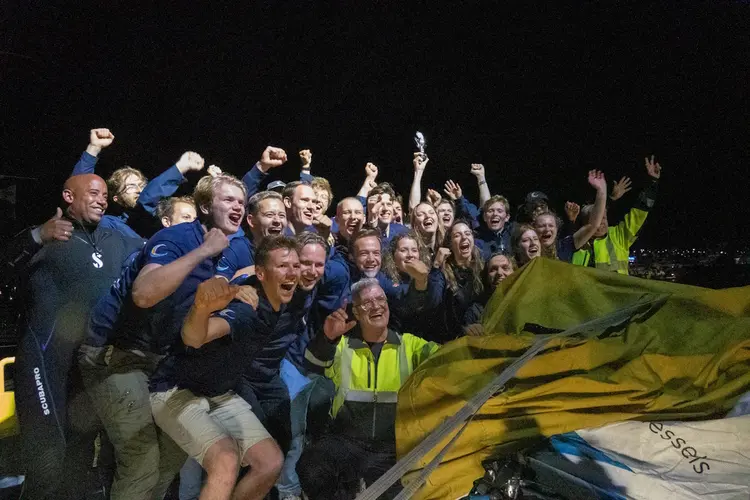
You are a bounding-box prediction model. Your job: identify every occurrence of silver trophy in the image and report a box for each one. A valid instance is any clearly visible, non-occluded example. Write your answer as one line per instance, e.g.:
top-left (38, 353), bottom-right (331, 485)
top-left (414, 131), bottom-right (426, 155)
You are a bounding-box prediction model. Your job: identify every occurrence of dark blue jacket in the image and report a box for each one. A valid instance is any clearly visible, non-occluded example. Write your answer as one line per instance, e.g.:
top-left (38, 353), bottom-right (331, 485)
top-left (410, 267), bottom-right (481, 343)
top-left (454, 196), bottom-right (515, 258)
top-left (85, 220), bottom-right (216, 354)
top-left (71, 151), bottom-right (186, 239)
top-left (284, 245), bottom-right (351, 374)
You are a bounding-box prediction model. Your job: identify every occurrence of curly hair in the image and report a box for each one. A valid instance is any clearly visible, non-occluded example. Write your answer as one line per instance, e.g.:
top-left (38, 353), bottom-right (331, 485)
top-left (311, 176), bottom-right (334, 211)
top-left (381, 231), bottom-right (431, 284)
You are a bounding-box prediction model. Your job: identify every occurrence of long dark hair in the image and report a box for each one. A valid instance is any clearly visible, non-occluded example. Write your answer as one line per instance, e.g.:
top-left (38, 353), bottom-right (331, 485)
top-left (442, 220), bottom-right (484, 295)
top-left (511, 224), bottom-right (539, 265)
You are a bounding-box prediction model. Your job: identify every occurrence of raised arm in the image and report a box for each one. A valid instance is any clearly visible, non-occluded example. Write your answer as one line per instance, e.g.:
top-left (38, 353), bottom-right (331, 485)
top-left (408, 153), bottom-right (428, 211)
top-left (470, 164), bottom-right (491, 207)
top-left (356, 162), bottom-right (379, 200)
top-left (182, 277), bottom-right (238, 348)
top-left (299, 149), bottom-right (314, 183)
top-left (241, 146), bottom-right (288, 198)
top-left (616, 156), bottom-right (660, 245)
top-left (609, 176), bottom-right (633, 202)
top-left (71, 128), bottom-right (114, 176)
top-left (131, 228), bottom-right (229, 308)
top-left (135, 151), bottom-right (204, 216)
top-left (572, 170), bottom-right (608, 249)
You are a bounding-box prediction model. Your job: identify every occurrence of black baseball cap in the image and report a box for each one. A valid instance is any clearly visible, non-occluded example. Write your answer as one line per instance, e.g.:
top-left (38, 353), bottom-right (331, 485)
top-left (267, 180), bottom-right (286, 192)
top-left (525, 191), bottom-right (549, 204)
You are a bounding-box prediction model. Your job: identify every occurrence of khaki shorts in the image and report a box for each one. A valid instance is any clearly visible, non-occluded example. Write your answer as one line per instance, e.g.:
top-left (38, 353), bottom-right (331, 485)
top-left (150, 387), bottom-right (271, 466)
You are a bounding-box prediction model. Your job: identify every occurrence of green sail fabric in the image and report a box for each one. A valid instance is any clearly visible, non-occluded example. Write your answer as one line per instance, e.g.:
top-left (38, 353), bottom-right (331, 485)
top-left (395, 258), bottom-right (750, 500)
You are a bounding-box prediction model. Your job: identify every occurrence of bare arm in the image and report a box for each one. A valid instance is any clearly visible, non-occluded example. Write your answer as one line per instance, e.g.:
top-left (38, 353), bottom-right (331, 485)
top-left (132, 228), bottom-right (229, 308)
top-left (470, 164), bottom-right (491, 207)
top-left (356, 163), bottom-right (379, 198)
top-left (409, 153), bottom-right (428, 210)
top-left (573, 170), bottom-right (608, 249)
top-left (181, 278), bottom-right (237, 348)
top-left (182, 308), bottom-right (232, 349)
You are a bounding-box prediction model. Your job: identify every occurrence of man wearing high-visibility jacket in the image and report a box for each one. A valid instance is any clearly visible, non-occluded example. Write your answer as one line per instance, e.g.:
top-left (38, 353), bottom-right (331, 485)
top-left (572, 155), bottom-right (662, 275)
top-left (298, 277), bottom-right (439, 500)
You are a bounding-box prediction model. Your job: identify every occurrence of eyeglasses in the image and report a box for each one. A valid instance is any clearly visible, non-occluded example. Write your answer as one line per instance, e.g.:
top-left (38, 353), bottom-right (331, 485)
top-left (120, 183), bottom-right (145, 194)
top-left (355, 296), bottom-right (388, 312)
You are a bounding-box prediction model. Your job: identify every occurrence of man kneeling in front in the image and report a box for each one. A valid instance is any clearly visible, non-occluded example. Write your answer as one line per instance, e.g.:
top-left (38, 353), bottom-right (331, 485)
top-left (151, 236), bottom-right (306, 499)
top-left (298, 278), bottom-right (439, 500)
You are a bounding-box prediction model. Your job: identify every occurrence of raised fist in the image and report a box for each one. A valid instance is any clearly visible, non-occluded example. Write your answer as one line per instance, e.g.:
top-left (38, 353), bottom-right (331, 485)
top-left (260, 146), bottom-right (288, 172)
top-left (194, 278), bottom-right (238, 312)
top-left (89, 128), bottom-right (115, 148)
top-left (176, 151), bottom-right (205, 173)
top-left (365, 162), bottom-right (378, 180)
top-left (200, 228), bottom-right (230, 257)
top-left (207, 165), bottom-right (223, 177)
top-left (299, 149), bottom-right (312, 168)
top-left (470, 163), bottom-right (485, 179)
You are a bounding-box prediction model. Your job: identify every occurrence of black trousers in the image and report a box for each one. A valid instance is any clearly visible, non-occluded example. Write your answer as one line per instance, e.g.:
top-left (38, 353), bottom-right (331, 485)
top-left (13, 328), bottom-right (103, 499)
top-left (297, 433), bottom-right (401, 500)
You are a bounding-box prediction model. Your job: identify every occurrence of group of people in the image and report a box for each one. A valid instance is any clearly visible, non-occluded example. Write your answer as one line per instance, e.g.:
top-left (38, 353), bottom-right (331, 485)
top-left (4, 127), bottom-right (661, 500)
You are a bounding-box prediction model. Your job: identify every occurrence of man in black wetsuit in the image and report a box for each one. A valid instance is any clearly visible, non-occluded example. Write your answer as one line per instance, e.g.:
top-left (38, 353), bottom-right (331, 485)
top-left (12, 173), bottom-right (143, 498)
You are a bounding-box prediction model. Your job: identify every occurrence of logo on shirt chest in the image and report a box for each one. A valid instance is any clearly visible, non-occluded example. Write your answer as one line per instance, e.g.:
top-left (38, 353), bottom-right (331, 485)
top-left (92, 252), bottom-right (103, 269)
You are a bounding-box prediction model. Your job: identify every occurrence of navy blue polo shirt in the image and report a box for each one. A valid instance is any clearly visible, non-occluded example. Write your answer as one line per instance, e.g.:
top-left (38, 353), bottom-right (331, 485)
top-left (216, 236), bottom-right (255, 279)
top-left (85, 219), bottom-right (216, 355)
top-left (165, 287), bottom-right (309, 397)
top-left (556, 235), bottom-right (576, 263)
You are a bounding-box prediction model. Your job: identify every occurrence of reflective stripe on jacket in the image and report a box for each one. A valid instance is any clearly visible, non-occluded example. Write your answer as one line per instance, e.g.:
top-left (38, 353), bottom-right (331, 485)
top-left (305, 328), bottom-right (438, 441)
top-left (572, 206), bottom-right (649, 275)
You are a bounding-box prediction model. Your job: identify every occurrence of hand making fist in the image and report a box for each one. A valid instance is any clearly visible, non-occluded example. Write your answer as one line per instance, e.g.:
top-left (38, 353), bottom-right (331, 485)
top-left (194, 278), bottom-right (239, 312)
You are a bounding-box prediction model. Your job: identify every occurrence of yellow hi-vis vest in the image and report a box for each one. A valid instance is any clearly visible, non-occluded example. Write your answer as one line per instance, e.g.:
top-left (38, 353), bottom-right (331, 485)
top-left (572, 207), bottom-right (649, 275)
top-left (307, 329), bottom-right (438, 440)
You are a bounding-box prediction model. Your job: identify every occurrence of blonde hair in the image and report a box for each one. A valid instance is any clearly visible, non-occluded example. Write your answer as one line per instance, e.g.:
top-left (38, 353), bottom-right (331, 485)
top-left (533, 211), bottom-right (563, 259)
top-left (193, 174), bottom-right (247, 219)
top-left (107, 167), bottom-right (147, 195)
top-left (311, 176), bottom-right (334, 210)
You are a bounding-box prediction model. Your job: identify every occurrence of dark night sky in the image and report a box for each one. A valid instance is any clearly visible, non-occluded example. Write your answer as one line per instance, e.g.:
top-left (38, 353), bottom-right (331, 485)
top-left (1, 1), bottom-right (749, 248)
